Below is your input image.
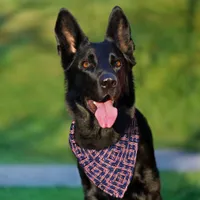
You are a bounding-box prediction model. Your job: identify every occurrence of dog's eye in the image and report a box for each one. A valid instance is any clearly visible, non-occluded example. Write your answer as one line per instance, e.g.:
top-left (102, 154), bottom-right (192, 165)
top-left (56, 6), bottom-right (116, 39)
top-left (82, 61), bottom-right (90, 68)
top-left (114, 60), bottom-right (122, 68)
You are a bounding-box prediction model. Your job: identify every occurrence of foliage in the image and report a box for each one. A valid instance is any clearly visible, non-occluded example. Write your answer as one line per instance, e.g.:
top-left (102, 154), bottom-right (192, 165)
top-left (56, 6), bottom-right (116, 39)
top-left (0, 0), bottom-right (200, 163)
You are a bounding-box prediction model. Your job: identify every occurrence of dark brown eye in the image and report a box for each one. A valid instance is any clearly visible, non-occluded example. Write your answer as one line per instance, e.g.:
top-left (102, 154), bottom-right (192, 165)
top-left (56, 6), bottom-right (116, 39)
top-left (115, 60), bottom-right (122, 68)
top-left (82, 61), bottom-right (89, 68)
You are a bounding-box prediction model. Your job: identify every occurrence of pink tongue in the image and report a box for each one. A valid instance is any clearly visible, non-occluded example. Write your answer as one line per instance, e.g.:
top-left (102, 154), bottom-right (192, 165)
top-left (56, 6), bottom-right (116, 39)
top-left (94, 100), bottom-right (118, 128)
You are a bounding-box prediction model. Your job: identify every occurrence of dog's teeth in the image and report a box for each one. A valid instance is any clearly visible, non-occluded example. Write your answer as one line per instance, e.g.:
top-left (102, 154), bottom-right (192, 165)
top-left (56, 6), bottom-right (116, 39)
top-left (93, 101), bottom-right (96, 105)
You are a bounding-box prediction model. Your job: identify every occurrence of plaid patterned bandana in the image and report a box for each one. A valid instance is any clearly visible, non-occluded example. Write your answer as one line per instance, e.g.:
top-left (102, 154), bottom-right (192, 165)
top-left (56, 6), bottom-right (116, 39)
top-left (69, 118), bottom-right (139, 198)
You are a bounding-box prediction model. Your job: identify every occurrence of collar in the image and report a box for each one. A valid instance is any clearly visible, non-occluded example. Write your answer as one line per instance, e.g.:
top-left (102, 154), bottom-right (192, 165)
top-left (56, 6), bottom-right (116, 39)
top-left (69, 118), bottom-right (139, 198)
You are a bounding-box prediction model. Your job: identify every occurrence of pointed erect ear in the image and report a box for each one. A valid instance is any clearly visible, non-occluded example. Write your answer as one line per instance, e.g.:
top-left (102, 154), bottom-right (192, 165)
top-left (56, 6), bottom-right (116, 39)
top-left (54, 8), bottom-right (88, 67)
top-left (105, 6), bottom-right (135, 66)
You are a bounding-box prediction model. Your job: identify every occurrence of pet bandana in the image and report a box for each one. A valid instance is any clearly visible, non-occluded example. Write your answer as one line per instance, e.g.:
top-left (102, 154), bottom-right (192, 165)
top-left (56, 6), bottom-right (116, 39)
top-left (69, 118), bottom-right (139, 198)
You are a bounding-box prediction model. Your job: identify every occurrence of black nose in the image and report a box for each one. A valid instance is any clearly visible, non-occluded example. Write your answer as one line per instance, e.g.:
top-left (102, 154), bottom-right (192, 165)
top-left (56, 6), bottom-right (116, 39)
top-left (99, 73), bottom-right (117, 89)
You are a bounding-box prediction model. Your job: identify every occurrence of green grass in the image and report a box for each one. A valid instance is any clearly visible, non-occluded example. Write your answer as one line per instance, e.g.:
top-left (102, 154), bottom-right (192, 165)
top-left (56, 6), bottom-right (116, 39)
top-left (0, 0), bottom-right (200, 163)
top-left (0, 172), bottom-right (200, 200)
top-left (0, 188), bottom-right (83, 200)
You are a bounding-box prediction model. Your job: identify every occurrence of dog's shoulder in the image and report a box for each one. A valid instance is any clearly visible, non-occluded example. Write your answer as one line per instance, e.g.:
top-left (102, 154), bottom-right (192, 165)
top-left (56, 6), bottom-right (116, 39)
top-left (135, 108), bottom-right (154, 146)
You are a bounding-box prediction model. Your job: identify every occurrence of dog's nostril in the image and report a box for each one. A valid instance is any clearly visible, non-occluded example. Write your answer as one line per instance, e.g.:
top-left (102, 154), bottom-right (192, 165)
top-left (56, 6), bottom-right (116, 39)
top-left (101, 79), bottom-right (109, 88)
top-left (100, 74), bottom-right (117, 89)
top-left (111, 80), bottom-right (117, 87)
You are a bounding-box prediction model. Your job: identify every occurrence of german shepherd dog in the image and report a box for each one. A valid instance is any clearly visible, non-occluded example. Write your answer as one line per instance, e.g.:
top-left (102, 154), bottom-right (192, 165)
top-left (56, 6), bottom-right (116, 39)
top-left (55, 6), bottom-right (162, 200)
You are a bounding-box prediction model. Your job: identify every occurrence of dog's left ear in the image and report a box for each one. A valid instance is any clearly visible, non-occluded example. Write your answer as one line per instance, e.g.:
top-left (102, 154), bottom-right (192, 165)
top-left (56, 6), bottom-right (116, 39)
top-left (105, 6), bottom-right (135, 66)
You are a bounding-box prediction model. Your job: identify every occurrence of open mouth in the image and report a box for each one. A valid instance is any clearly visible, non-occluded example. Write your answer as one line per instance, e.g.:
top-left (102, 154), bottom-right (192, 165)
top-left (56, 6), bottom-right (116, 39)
top-left (86, 95), bottom-right (118, 128)
top-left (87, 95), bottom-right (114, 114)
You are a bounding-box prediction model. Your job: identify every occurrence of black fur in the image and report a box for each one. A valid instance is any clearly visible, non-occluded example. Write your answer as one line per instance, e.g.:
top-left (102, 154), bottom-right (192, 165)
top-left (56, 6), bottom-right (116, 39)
top-left (55, 6), bottom-right (162, 200)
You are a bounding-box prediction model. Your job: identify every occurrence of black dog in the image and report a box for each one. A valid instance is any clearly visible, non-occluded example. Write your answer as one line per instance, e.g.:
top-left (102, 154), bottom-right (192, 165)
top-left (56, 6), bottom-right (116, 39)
top-left (55, 6), bottom-right (162, 200)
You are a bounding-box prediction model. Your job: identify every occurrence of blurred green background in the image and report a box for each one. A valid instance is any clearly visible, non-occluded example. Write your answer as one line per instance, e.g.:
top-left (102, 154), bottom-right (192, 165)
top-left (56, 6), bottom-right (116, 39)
top-left (0, 0), bottom-right (200, 199)
top-left (1, 0), bottom-right (200, 164)
top-left (0, 0), bottom-right (200, 163)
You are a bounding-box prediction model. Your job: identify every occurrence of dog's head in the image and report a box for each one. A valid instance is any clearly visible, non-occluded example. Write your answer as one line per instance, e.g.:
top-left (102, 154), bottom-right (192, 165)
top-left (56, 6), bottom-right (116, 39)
top-left (55, 6), bottom-right (136, 128)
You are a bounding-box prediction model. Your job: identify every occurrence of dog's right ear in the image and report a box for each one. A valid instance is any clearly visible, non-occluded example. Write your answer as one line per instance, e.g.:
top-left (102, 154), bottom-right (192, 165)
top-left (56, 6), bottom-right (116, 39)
top-left (54, 8), bottom-right (88, 69)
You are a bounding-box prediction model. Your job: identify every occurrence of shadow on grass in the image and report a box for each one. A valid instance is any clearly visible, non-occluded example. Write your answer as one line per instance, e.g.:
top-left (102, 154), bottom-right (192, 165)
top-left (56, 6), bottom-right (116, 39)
top-left (0, 111), bottom-right (75, 163)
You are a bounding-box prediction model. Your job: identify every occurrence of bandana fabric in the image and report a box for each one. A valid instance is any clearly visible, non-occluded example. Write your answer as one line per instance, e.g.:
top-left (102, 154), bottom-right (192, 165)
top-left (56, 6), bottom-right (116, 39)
top-left (69, 118), bottom-right (139, 198)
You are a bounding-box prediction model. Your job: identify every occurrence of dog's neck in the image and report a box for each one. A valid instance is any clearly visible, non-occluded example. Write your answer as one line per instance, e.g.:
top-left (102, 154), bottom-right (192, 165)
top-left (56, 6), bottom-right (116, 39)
top-left (73, 118), bottom-right (120, 150)
top-left (73, 106), bottom-right (135, 150)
